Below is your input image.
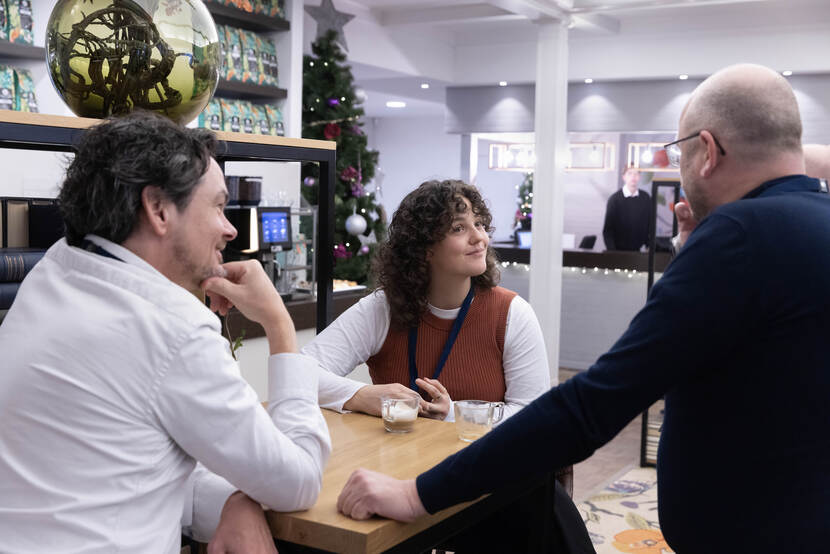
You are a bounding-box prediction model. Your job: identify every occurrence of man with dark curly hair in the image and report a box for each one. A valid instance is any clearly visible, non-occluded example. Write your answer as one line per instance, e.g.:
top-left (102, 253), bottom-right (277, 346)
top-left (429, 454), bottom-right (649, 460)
top-left (0, 111), bottom-right (330, 553)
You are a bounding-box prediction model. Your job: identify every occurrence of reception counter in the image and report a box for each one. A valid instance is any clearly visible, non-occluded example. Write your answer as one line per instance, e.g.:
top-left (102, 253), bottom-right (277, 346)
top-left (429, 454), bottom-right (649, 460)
top-left (492, 242), bottom-right (672, 272)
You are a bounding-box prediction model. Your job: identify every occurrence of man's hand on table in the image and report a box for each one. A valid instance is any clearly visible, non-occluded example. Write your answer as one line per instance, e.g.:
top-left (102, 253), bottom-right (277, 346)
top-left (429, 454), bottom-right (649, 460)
top-left (208, 491), bottom-right (278, 554)
top-left (337, 469), bottom-right (427, 522)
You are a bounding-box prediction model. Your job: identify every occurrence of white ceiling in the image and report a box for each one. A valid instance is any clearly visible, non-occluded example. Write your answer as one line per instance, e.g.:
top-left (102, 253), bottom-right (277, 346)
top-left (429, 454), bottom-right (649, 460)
top-left (308, 0), bottom-right (830, 117)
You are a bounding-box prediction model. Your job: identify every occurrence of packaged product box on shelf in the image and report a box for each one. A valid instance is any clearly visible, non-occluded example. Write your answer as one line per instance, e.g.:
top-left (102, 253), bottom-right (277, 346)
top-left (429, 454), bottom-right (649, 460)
top-left (0, 0), bottom-right (8, 41)
top-left (215, 24), bottom-right (229, 80)
top-left (251, 104), bottom-right (271, 135)
top-left (198, 98), bottom-right (223, 131)
top-left (13, 68), bottom-right (37, 113)
top-left (219, 98), bottom-right (242, 133)
top-left (239, 100), bottom-right (256, 134)
top-left (263, 104), bottom-right (284, 136)
top-left (240, 30), bottom-right (259, 84)
top-left (235, 0), bottom-right (255, 12)
top-left (255, 35), bottom-right (278, 87)
top-left (269, 0), bottom-right (285, 18)
top-left (0, 66), bottom-right (14, 111)
top-left (254, 34), bottom-right (268, 86)
top-left (254, 0), bottom-right (268, 15)
top-left (224, 27), bottom-right (244, 82)
top-left (7, 0), bottom-right (33, 45)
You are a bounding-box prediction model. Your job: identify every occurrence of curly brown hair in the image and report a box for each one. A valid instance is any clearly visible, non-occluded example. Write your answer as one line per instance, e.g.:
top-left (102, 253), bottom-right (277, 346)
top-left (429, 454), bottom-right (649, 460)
top-left (372, 180), bottom-right (500, 330)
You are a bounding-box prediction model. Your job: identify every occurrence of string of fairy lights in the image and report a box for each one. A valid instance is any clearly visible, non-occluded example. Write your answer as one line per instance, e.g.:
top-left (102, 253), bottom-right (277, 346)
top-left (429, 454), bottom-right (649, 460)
top-left (499, 261), bottom-right (651, 279)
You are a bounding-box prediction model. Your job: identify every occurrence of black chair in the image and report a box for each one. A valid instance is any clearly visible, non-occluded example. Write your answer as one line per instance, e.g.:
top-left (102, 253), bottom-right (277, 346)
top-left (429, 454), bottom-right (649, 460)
top-left (578, 235), bottom-right (596, 250)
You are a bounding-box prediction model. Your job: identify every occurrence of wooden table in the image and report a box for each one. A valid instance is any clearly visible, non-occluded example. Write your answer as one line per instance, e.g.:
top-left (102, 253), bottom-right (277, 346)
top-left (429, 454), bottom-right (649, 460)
top-left (266, 410), bottom-right (555, 554)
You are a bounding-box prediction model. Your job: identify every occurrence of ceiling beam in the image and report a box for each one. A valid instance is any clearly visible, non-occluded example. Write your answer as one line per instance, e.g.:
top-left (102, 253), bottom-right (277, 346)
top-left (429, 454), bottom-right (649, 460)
top-left (486, 0), bottom-right (570, 21)
top-left (376, 4), bottom-right (520, 26)
top-left (571, 0), bottom-right (768, 15)
top-left (572, 12), bottom-right (620, 34)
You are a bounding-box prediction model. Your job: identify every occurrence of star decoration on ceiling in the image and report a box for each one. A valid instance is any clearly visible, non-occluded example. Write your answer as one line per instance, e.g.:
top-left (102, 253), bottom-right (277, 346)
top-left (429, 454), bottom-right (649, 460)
top-left (305, 0), bottom-right (355, 52)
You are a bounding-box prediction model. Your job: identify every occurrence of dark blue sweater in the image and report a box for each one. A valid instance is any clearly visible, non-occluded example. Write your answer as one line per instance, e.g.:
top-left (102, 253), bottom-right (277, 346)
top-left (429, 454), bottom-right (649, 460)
top-left (417, 175), bottom-right (830, 552)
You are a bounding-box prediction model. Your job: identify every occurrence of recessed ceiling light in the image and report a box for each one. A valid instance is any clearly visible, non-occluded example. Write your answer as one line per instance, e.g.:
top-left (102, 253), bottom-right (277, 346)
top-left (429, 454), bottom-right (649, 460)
top-left (584, 78), bottom-right (593, 84)
top-left (499, 81), bottom-right (507, 87)
top-left (782, 70), bottom-right (793, 76)
top-left (386, 101), bottom-right (406, 108)
top-left (420, 83), bottom-right (429, 89)
top-left (679, 74), bottom-right (689, 80)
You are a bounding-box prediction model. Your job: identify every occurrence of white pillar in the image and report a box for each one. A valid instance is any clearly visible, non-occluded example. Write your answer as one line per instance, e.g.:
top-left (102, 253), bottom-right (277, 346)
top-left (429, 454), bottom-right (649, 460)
top-left (278, 0), bottom-right (305, 138)
top-left (529, 19), bottom-right (569, 386)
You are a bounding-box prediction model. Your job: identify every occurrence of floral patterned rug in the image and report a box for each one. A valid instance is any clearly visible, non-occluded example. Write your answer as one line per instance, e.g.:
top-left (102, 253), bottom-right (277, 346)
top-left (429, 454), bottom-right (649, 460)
top-left (576, 467), bottom-right (674, 554)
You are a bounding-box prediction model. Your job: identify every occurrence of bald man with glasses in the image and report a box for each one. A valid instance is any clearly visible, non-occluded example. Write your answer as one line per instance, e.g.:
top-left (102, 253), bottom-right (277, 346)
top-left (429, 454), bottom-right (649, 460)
top-left (336, 64), bottom-right (830, 553)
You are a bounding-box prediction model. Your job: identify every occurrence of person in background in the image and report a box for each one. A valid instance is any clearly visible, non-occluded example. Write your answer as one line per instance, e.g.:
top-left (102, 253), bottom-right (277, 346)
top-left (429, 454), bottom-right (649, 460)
top-left (335, 63), bottom-right (830, 553)
top-left (303, 179), bottom-right (550, 424)
top-left (0, 111), bottom-right (330, 553)
top-left (602, 166), bottom-right (651, 251)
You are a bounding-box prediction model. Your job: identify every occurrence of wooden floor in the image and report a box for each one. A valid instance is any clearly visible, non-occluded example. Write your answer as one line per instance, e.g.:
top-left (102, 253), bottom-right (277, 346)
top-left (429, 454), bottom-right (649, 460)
top-left (560, 368), bottom-right (644, 502)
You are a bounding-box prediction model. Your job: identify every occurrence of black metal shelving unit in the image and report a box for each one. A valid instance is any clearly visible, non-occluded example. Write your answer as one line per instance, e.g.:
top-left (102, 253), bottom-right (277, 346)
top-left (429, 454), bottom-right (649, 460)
top-left (205, 3), bottom-right (289, 105)
top-left (205, 3), bottom-right (290, 33)
top-left (0, 112), bottom-right (337, 332)
top-left (640, 177), bottom-right (681, 467)
top-left (0, 41), bottom-right (45, 60)
top-left (215, 78), bottom-right (288, 102)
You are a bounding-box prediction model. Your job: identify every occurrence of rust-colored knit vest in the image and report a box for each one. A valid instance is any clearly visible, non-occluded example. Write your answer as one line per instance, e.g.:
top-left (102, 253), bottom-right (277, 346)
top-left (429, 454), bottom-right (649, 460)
top-left (368, 286), bottom-right (516, 402)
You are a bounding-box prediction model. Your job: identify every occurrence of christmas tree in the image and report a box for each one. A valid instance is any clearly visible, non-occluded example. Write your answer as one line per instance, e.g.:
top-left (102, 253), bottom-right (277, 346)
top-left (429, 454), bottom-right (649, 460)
top-left (514, 172), bottom-right (533, 230)
top-left (300, 30), bottom-right (384, 284)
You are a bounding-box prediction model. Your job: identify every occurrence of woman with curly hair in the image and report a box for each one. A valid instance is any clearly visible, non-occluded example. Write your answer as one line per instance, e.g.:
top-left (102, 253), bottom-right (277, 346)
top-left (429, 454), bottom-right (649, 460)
top-left (302, 179), bottom-right (550, 422)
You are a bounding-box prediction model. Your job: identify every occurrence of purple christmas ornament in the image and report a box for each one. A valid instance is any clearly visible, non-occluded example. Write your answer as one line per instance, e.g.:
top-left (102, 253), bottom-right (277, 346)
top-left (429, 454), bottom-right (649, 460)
top-left (303, 176), bottom-right (317, 187)
top-left (328, 98), bottom-right (340, 106)
top-left (359, 245), bottom-right (370, 255)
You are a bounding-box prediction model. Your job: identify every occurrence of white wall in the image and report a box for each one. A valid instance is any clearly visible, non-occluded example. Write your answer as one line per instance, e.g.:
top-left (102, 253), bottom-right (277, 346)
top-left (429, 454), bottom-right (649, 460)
top-left (366, 115), bottom-right (462, 216)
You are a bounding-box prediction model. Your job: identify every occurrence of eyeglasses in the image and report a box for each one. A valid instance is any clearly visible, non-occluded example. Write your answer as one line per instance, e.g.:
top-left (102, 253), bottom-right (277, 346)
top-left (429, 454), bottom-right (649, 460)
top-left (663, 131), bottom-right (726, 167)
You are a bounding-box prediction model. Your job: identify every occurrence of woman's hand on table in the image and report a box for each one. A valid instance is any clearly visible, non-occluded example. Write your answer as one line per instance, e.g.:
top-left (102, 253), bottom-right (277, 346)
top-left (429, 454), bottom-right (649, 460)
top-left (337, 469), bottom-right (427, 522)
top-left (344, 383), bottom-right (419, 416)
top-left (415, 378), bottom-right (452, 420)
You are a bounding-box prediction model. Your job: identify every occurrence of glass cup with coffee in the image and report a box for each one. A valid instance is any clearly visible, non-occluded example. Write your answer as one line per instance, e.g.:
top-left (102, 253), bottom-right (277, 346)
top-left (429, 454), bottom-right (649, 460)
top-left (381, 395), bottom-right (419, 433)
top-left (454, 400), bottom-right (505, 442)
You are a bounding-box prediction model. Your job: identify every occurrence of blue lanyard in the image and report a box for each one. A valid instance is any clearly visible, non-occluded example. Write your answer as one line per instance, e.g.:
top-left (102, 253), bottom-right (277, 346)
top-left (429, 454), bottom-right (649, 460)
top-left (80, 238), bottom-right (124, 263)
top-left (408, 285), bottom-right (475, 392)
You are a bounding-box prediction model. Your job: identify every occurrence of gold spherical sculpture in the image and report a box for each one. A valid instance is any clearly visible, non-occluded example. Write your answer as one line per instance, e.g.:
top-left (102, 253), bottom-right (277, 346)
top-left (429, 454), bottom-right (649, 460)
top-left (46, 0), bottom-right (220, 124)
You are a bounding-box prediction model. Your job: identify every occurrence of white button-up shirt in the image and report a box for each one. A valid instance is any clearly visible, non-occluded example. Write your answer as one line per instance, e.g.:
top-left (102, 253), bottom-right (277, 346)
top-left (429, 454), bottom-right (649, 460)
top-left (0, 237), bottom-right (331, 553)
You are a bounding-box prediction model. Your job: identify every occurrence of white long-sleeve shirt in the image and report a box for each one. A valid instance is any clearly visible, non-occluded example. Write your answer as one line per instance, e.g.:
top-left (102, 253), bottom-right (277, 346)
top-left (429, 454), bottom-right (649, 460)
top-left (302, 290), bottom-right (550, 422)
top-left (0, 237), bottom-right (331, 553)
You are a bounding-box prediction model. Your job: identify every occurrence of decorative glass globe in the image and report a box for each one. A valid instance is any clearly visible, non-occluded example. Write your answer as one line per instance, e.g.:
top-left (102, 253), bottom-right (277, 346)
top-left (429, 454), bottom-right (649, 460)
top-left (46, 0), bottom-right (220, 124)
